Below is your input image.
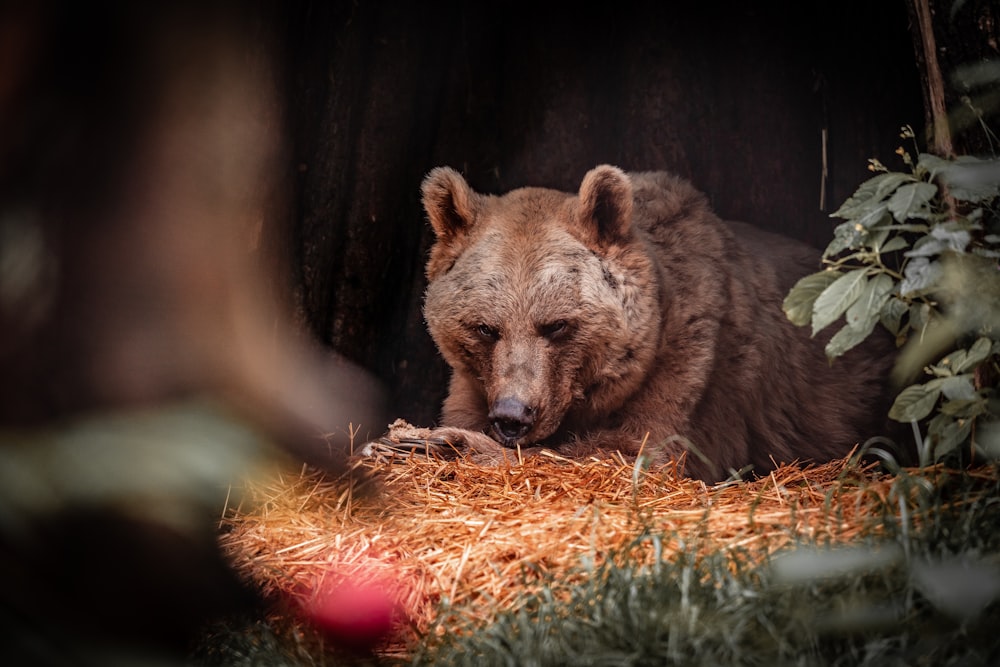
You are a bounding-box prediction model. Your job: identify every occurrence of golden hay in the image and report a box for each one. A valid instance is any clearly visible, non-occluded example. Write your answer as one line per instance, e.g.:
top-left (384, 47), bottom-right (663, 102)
top-left (218, 447), bottom-right (924, 646)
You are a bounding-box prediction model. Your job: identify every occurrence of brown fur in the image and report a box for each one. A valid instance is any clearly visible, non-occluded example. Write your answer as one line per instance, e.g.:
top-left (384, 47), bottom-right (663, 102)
top-left (420, 165), bottom-right (894, 482)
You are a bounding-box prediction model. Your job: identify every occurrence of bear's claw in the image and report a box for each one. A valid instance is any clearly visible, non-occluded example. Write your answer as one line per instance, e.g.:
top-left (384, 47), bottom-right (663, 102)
top-left (359, 436), bottom-right (455, 459)
top-left (358, 420), bottom-right (546, 466)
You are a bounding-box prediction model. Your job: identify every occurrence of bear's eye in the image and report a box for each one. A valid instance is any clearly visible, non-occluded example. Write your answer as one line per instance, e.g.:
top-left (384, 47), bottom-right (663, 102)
top-left (538, 319), bottom-right (570, 340)
top-left (476, 323), bottom-right (500, 341)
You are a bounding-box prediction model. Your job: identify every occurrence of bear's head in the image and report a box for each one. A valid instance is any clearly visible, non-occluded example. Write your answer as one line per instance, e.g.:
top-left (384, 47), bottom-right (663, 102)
top-left (420, 166), bottom-right (661, 449)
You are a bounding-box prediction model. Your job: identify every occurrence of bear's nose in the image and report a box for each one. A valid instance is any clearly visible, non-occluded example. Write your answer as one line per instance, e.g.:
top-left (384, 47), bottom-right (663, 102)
top-left (489, 397), bottom-right (535, 442)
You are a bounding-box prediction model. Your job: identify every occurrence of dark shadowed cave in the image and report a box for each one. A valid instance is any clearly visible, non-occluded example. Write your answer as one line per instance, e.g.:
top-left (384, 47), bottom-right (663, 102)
top-left (277, 1), bottom-right (924, 426)
top-left (0, 1), bottom-right (928, 430)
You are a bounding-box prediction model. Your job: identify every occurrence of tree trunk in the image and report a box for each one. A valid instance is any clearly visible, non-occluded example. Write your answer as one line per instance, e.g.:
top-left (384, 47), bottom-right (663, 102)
top-left (906, 0), bottom-right (1000, 157)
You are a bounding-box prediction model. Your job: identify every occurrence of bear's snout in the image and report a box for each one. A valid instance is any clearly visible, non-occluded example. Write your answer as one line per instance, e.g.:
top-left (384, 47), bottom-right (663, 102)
top-left (488, 397), bottom-right (536, 445)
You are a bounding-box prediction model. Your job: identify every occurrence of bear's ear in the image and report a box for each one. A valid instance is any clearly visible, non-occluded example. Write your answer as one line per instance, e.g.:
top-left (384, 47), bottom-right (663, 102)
top-left (421, 167), bottom-right (479, 242)
top-left (577, 165), bottom-right (634, 246)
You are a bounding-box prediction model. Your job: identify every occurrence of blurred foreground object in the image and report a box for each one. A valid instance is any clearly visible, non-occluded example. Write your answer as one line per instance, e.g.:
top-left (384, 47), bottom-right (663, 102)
top-left (0, 1), bottom-right (385, 450)
top-left (0, 1), bottom-right (385, 662)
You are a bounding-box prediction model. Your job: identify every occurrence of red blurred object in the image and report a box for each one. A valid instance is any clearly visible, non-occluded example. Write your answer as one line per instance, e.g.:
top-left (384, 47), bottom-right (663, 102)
top-left (305, 579), bottom-right (398, 652)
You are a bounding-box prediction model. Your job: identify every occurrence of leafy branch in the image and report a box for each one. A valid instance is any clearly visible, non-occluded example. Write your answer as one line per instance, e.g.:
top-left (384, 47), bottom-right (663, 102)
top-left (783, 126), bottom-right (1000, 466)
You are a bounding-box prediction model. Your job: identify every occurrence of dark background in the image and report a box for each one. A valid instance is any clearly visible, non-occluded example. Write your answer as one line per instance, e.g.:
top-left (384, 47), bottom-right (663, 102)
top-left (278, 1), bottom-right (925, 425)
top-left (6, 3), bottom-right (1000, 657)
top-left (0, 1), bottom-right (932, 429)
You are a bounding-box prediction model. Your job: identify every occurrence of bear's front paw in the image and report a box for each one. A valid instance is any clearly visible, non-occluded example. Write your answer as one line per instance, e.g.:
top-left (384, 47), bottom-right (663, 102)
top-left (359, 419), bottom-right (452, 459)
top-left (428, 427), bottom-right (500, 457)
top-left (358, 420), bottom-right (509, 461)
top-left (430, 427), bottom-right (548, 465)
top-left (358, 419), bottom-right (544, 465)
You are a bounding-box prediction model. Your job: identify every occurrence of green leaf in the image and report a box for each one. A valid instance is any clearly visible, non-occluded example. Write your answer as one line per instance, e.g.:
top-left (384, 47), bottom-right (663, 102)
top-left (889, 382), bottom-right (942, 422)
top-left (918, 153), bottom-right (1000, 203)
top-left (830, 177), bottom-right (884, 220)
top-left (887, 182), bottom-right (938, 221)
top-left (939, 374), bottom-right (978, 401)
top-left (917, 153), bottom-right (952, 180)
top-left (927, 360), bottom-right (954, 378)
top-left (825, 319), bottom-right (878, 359)
top-left (821, 208), bottom-right (894, 257)
top-left (930, 414), bottom-right (972, 460)
top-left (845, 273), bottom-right (893, 331)
top-left (832, 173), bottom-right (916, 220)
top-left (939, 397), bottom-right (987, 418)
top-left (934, 343), bottom-right (989, 377)
top-left (783, 271), bottom-right (840, 327)
top-left (905, 225), bottom-right (973, 258)
top-left (973, 420), bottom-right (1000, 460)
top-left (866, 225), bottom-right (891, 252)
top-left (940, 158), bottom-right (1000, 203)
top-left (811, 268), bottom-right (869, 336)
top-left (877, 234), bottom-right (909, 254)
top-left (879, 296), bottom-right (909, 337)
top-left (856, 203), bottom-right (891, 229)
top-left (952, 337), bottom-right (993, 374)
top-left (873, 172), bottom-right (918, 201)
top-left (827, 275), bottom-right (892, 358)
top-left (900, 257), bottom-right (943, 296)
top-left (823, 221), bottom-right (864, 258)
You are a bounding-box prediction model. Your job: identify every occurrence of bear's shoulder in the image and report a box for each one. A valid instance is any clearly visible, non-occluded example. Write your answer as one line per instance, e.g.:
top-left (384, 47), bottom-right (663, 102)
top-left (625, 171), bottom-right (729, 258)
top-left (626, 170), bottom-right (722, 237)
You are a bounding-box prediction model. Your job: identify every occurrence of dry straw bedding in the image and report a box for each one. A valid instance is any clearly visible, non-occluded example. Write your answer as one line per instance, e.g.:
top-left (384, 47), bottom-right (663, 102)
top-left (218, 445), bottom-right (931, 645)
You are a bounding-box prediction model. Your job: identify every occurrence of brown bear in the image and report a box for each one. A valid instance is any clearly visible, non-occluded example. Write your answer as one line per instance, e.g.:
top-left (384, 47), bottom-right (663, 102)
top-left (409, 165), bottom-right (894, 482)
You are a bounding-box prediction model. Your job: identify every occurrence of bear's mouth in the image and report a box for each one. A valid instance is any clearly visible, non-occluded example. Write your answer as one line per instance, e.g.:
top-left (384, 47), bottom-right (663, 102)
top-left (486, 395), bottom-right (573, 450)
top-left (488, 397), bottom-right (537, 447)
top-left (489, 423), bottom-right (533, 449)
top-left (489, 418), bottom-right (565, 451)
